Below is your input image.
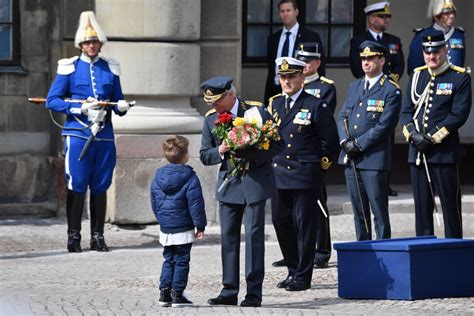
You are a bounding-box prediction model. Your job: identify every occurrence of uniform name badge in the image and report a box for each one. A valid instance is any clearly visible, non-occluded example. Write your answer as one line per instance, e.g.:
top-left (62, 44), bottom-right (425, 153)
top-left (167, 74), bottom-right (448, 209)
top-left (293, 109), bottom-right (312, 125)
top-left (366, 99), bottom-right (384, 112)
top-left (436, 83), bottom-right (453, 95)
top-left (389, 43), bottom-right (400, 54)
top-left (305, 88), bottom-right (321, 98)
top-left (450, 38), bottom-right (463, 49)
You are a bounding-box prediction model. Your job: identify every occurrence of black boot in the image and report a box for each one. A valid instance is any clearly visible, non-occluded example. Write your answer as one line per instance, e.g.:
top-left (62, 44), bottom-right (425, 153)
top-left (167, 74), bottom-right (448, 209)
top-left (90, 192), bottom-right (109, 251)
top-left (171, 289), bottom-right (193, 307)
top-left (90, 233), bottom-right (109, 252)
top-left (159, 288), bottom-right (172, 307)
top-left (66, 190), bottom-right (85, 253)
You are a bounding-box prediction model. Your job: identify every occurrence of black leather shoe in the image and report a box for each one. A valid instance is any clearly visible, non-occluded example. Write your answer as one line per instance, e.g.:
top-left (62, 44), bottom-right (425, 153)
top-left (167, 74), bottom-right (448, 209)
top-left (67, 233), bottom-right (82, 253)
top-left (276, 275), bottom-right (293, 288)
top-left (285, 279), bottom-right (311, 291)
top-left (272, 258), bottom-right (287, 267)
top-left (90, 234), bottom-right (109, 252)
top-left (388, 187), bottom-right (398, 197)
top-left (313, 260), bottom-right (329, 269)
top-left (207, 295), bottom-right (238, 306)
top-left (241, 298), bottom-right (261, 307)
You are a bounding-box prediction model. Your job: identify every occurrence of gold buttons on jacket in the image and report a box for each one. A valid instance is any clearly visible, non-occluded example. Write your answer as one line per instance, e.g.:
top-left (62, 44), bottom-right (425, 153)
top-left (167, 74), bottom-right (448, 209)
top-left (290, 134), bottom-right (294, 138)
top-left (287, 144), bottom-right (292, 148)
top-left (286, 155), bottom-right (291, 159)
top-left (287, 166), bottom-right (291, 170)
top-left (354, 125), bottom-right (358, 129)
top-left (273, 163), bottom-right (277, 167)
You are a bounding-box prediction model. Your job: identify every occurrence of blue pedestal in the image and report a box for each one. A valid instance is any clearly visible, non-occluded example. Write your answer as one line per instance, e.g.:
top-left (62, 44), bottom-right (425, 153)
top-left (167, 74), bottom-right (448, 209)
top-left (334, 236), bottom-right (474, 300)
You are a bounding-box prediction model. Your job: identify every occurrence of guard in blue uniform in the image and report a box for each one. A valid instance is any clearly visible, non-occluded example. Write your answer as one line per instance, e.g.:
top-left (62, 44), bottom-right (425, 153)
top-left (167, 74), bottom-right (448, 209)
top-left (400, 29), bottom-right (471, 238)
top-left (296, 42), bottom-right (336, 269)
top-left (338, 41), bottom-right (401, 241)
top-left (46, 12), bottom-right (131, 252)
top-left (349, 2), bottom-right (404, 84)
top-left (407, 0), bottom-right (465, 75)
top-left (269, 57), bottom-right (338, 291)
top-left (201, 77), bottom-right (282, 307)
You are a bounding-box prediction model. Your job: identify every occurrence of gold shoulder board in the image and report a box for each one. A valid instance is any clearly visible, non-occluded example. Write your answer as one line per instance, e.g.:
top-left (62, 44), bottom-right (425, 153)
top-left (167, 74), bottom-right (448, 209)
top-left (450, 65), bottom-right (466, 73)
top-left (205, 109), bottom-right (216, 117)
top-left (414, 65), bottom-right (429, 72)
top-left (245, 100), bottom-right (263, 107)
top-left (320, 76), bottom-right (334, 84)
top-left (389, 79), bottom-right (400, 89)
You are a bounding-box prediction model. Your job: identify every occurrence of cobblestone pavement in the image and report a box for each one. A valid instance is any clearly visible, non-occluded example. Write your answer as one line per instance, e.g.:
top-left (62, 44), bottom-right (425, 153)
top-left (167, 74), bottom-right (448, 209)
top-left (1, 211), bottom-right (474, 315)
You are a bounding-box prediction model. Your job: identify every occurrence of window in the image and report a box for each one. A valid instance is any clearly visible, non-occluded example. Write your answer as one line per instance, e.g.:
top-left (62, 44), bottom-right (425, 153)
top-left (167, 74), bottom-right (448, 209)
top-left (0, 0), bottom-right (20, 67)
top-left (243, 0), bottom-right (366, 65)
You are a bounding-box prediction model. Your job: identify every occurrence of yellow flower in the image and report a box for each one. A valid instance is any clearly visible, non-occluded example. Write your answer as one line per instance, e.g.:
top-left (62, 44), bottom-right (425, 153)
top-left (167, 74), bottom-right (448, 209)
top-left (233, 117), bottom-right (245, 127)
top-left (261, 141), bottom-right (270, 150)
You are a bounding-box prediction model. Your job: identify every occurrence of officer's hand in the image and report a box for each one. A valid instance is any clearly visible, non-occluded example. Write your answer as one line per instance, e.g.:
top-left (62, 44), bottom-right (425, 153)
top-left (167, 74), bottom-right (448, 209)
top-left (87, 109), bottom-right (106, 123)
top-left (234, 148), bottom-right (259, 160)
top-left (410, 131), bottom-right (435, 151)
top-left (81, 97), bottom-right (99, 114)
top-left (343, 139), bottom-right (362, 158)
top-left (117, 100), bottom-right (130, 113)
top-left (218, 140), bottom-right (230, 155)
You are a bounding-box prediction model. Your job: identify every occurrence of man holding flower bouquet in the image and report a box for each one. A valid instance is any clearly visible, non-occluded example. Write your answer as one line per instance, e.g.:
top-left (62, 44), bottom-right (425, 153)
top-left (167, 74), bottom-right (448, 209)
top-left (200, 76), bottom-right (283, 307)
top-left (268, 57), bottom-right (339, 291)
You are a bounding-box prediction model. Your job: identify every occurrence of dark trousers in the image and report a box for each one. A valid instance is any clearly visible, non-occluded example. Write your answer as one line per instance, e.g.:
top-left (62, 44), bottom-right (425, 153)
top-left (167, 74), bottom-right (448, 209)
top-left (272, 189), bottom-right (317, 283)
top-left (219, 200), bottom-right (266, 300)
top-left (344, 167), bottom-right (391, 241)
top-left (159, 243), bottom-right (193, 293)
top-left (411, 163), bottom-right (463, 238)
top-left (315, 182), bottom-right (331, 263)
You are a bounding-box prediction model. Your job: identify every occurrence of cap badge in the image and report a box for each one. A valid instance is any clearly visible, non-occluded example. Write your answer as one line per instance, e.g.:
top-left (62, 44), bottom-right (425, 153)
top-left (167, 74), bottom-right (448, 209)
top-left (281, 59), bottom-right (289, 71)
top-left (363, 47), bottom-right (371, 54)
top-left (205, 89), bottom-right (213, 96)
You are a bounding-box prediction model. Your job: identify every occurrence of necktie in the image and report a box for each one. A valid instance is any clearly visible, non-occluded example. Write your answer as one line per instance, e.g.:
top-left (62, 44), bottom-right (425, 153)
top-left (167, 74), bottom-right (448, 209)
top-left (281, 31), bottom-right (291, 57)
top-left (364, 80), bottom-right (370, 95)
top-left (285, 97), bottom-right (292, 114)
top-left (376, 34), bottom-right (381, 42)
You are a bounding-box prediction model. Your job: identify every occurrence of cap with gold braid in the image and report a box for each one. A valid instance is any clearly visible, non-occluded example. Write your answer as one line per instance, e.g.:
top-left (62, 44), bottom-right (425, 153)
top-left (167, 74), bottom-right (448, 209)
top-left (359, 41), bottom-right (387, 58)
top-left (200, 76), bottom-right (233, 104)
top-left (275, 57), bottom-right (306, 74)
top-left (364, 1), bottom-right (391, 16)
top-left (74, 11), bottom-right (107, 48)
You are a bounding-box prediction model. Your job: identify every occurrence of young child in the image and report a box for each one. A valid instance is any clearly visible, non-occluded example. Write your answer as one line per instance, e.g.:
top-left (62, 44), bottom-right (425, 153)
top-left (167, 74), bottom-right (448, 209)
top-left (150, 135), bottom-right (207, 307)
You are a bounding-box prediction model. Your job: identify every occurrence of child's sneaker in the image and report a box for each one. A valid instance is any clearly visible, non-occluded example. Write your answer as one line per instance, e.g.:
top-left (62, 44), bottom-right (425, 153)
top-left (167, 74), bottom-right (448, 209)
top-left (158, 288), bottom-right (171, 307)
top-left (171, 289), bottom-right (193, 307)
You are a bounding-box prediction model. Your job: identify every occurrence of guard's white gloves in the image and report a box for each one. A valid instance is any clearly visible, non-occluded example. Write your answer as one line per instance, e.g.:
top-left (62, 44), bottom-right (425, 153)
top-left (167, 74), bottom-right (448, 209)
top-left (117, 100), bottom-right (130, 113)
top-left (87, 108), bottom-right (107, 123)
top-left (81, 97), bottom-right (99, 114)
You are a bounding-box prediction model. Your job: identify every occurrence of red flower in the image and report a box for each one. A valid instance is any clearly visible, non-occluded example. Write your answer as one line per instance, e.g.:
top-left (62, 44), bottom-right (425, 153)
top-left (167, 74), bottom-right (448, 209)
top-left (218, 112), bottom-right (233, 124)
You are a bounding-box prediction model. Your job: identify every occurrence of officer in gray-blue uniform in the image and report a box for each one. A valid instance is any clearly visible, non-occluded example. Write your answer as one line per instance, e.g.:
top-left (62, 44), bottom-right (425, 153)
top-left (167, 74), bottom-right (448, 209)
top-left (200, 76), bottom-right (282, 307)
top-left (297, 42), bottom-right (336, 269)
top-left (338, 41), bottom-right (401, 241)
top-left (46, 12), bottom-right (131, 253)
top-left (407, 0), bottom-right (465, 75)
top-left (269, 57), bottom-right (338, 291)
top-left (350, 1), bottom-right (404, 84)
top-left (400, 29), bottom-right (471, 238)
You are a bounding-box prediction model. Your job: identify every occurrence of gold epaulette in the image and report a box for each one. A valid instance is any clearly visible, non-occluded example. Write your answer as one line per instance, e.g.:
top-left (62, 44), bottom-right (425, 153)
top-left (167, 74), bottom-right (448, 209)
top-left (414, 65), bottom-right (429, 72)
top-left (205, 109), bottom-right (216, 117)
top-left (245, 100), bottom-right (263, 107)
top-left (267, 93), bottom-right (282, 114)
top-left (320, 76), bottom-right (334, 85)
top-left (268, 93), bottom-right (282, 103)
top-left (379, 76), bottom-right (386, 85)
top-left (389, 79), bottom-right (400, 89)
top-left (450, 65), bottom-right (466, 73)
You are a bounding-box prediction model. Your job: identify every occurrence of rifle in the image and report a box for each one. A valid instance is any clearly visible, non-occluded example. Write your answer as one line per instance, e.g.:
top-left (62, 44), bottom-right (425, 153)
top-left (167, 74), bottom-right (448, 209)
top-left (28, 97), bottom-right (136, 107)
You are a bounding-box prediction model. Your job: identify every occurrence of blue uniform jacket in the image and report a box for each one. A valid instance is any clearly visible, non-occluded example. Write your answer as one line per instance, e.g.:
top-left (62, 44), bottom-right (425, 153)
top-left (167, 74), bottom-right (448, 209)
top-left (46, 54), bottom-right (126, 141)
top-left (337, 75), bottom-right (402, 171)
top-left (400, 64), bottom-right (471, 164)
top-left (269, 91), bottom-right (339, 190)
top-left (304, 75), bottom-right (337, 115)
top-left (350, 31), bottom-right (405, 82)
top-left (150, 164), bottom-right (207, 233)
top-left (200, 100), bottom-right (283, 205)
top-left (407, 25), bottom-right (465, 75)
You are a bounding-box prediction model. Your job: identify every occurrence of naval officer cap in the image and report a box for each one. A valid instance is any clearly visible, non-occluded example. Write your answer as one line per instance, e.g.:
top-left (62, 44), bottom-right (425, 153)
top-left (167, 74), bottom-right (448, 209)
top-left (359, 40), bottom-right (387, 58)
top-left (422, 29), bottom-right (446, 53)
top-left (200, 76), bottom-right (233, 103)
top-left (296, 43), bottom-right (321, 62)
top-left (275, 57), bottom-right (306, 74)
top-left (364, 1), bottom-right (391, 16)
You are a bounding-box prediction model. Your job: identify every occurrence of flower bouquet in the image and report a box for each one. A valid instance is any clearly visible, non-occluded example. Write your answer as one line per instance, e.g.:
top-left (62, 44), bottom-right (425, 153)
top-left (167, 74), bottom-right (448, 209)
top-left (212, 107), bottom-right (280, 192)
